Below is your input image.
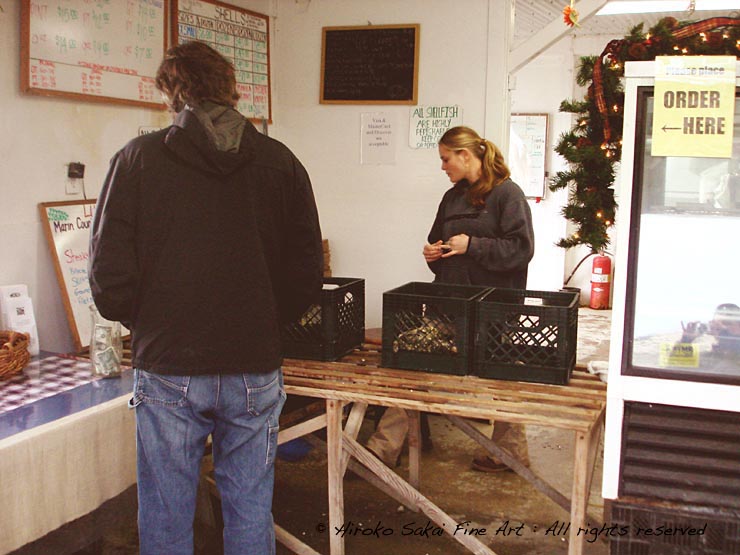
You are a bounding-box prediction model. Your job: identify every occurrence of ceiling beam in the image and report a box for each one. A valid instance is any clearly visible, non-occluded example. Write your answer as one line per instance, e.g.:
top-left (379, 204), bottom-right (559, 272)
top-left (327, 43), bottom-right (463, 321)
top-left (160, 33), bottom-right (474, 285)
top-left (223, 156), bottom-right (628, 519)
top-left (509, 0), bottom-right (609, 73)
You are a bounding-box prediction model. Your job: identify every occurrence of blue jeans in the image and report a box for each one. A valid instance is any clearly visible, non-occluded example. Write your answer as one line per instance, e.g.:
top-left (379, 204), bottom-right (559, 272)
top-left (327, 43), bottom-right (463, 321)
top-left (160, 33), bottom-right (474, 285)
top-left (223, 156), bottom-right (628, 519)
top-left (129, 368), bottom-right (286, 555)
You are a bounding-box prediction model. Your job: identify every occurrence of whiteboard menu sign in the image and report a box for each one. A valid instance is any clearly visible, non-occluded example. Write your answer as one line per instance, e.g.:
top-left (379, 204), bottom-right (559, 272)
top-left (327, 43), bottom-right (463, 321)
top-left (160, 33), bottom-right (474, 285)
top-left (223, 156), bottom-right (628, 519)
top-left (510, 113), bottom-right (548, 198)
top-left (21, 0), bottom-right (168, 109)
top-left (173, 0), bottom-right (271, 122)
top-left (38, 200), bottom-right (130, 352)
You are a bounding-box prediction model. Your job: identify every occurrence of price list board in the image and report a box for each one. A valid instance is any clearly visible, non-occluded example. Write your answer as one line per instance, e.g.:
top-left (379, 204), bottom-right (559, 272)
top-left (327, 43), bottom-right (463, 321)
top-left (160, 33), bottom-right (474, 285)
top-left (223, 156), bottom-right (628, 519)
top-left (21, 0), bottom-right (168, 109)
top-left (173, 0), bottom-right (271, 122)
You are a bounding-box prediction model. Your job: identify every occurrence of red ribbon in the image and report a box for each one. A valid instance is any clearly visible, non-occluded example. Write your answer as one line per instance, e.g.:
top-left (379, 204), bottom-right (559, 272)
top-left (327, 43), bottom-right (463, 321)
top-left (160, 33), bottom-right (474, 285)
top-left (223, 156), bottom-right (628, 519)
top-left (592, 39), bottom-right (624, 142)
top-left (672, 17), bottom-right (740, 40)
top-left (591, 18), bottom-right (740, 143)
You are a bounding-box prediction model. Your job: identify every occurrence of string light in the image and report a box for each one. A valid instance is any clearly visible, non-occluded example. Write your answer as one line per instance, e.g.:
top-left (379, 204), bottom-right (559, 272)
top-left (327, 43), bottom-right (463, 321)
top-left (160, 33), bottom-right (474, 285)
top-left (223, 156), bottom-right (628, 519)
top-left (700, 32), bottom-right (707, 42)
top-left (596, 211), bottom-right (603, 218)
top-left (682, 48), bottom-right (689, 54)
top-left (605, 220), bottom-right (611, 226)
top-left (612, 104), bottom-right (619, 112)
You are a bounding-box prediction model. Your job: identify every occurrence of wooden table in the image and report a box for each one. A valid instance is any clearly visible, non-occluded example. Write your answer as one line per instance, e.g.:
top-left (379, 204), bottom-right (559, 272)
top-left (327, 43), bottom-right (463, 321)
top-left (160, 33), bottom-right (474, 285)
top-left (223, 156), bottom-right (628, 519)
top-left (278, 344), bottom-right (607, 555)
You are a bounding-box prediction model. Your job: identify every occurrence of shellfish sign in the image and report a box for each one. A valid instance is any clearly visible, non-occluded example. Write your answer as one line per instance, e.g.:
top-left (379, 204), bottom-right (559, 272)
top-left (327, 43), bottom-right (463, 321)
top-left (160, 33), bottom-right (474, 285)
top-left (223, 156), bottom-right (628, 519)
top-left (652, 56), bottom-right (736, 158)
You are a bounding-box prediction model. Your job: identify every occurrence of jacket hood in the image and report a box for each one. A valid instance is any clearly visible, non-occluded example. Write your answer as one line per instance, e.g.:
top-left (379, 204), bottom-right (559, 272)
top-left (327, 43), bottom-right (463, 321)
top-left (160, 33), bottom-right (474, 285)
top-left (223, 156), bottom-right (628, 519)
top-left (163, 103), bottom-right (256, 176)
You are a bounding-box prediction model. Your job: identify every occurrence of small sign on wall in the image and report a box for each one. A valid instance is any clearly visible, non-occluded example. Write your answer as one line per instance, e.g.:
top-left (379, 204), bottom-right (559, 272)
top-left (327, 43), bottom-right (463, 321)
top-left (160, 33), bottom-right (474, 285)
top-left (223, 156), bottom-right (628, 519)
top-left (510, 113), bottom-right (548, 198)
top-left (409, 105), bottom-right (462, 149)
top-left (361, 112), bottom-right (395, 165)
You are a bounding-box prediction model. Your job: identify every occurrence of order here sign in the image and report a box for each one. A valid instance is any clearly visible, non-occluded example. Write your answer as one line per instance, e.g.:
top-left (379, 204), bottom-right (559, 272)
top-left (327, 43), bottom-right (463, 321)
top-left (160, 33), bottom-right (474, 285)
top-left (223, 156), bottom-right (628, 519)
top-left (652, 56), bottom-right (736, 158)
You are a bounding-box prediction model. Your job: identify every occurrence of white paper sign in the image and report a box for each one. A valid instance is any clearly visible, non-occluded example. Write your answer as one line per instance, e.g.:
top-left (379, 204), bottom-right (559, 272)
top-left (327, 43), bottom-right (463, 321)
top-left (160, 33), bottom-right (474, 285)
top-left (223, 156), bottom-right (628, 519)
top-left (652, 56), bottom-right (736, 158)
top-left (361, 112), bottom-right (395, 165)
top-left (409, 105), bottom-right (462, 149)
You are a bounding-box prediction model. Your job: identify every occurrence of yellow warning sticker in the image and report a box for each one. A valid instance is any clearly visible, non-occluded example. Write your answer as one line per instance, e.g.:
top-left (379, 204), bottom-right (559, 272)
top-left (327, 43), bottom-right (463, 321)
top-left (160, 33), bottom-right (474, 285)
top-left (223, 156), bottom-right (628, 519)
top-left (659, 342), bottom-right (700, 368)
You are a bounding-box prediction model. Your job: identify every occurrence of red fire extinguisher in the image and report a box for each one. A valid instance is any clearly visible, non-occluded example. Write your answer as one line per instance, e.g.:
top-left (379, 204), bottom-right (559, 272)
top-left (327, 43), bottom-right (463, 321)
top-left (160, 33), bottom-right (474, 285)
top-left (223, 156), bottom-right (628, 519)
top-left (590, 254), bottom-right (611, 309)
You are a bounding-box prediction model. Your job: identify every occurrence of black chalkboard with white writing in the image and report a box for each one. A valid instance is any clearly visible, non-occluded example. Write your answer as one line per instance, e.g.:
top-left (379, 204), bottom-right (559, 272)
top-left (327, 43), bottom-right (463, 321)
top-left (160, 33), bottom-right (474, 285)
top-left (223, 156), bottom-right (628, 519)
top-left (320, 24), bottom-right (419, 104)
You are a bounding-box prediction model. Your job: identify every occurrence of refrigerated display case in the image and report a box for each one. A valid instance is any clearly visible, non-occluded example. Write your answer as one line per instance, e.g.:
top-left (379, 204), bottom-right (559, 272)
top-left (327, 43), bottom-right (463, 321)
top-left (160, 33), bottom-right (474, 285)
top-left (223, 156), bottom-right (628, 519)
top-left (602, 61), bottom-right (740, 555)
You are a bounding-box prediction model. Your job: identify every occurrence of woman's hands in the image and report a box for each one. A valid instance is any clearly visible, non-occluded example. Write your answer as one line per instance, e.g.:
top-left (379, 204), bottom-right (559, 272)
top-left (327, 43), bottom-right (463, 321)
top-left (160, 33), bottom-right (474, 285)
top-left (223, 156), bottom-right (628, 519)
top-left (423, 235), bottom-right (469, 261)
top-left (423, 240), bottom-right (445, 262)
top-left (446, 234), bottom-right (469, 255)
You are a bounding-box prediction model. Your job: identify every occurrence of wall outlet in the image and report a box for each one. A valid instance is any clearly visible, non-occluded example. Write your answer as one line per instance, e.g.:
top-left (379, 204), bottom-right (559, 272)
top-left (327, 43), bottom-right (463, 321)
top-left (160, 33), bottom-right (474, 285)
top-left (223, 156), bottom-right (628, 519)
top-left (65, 178), bottom-right (81, 195)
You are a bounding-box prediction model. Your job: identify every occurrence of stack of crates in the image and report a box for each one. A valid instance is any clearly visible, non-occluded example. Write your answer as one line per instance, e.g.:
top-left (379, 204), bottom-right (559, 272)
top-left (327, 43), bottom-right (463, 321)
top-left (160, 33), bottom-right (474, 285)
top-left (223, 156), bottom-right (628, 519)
top-left (282, 277), bottom-right (365, 361)
top-left (381, 282), bottom-right (491, 375)
top-left (381, 282), bottom-right (579, 385)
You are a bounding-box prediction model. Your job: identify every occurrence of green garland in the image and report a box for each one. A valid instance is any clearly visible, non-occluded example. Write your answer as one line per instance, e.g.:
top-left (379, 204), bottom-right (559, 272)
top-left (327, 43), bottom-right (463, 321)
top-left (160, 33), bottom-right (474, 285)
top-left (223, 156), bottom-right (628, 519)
top-left (550, 16), bottom-right (740, 253)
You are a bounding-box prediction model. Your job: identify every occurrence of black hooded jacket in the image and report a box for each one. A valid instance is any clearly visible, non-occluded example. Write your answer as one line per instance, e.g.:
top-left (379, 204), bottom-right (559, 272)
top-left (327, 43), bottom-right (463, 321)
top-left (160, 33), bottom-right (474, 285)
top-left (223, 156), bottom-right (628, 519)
top-left (89, 107), bottom-right (323, 375)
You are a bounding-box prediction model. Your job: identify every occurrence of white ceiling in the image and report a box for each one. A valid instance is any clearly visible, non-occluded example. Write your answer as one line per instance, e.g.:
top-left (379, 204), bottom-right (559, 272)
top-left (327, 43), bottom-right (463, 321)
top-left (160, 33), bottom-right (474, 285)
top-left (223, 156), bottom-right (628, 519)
top-left (513, 0), bottom-right (740, 47)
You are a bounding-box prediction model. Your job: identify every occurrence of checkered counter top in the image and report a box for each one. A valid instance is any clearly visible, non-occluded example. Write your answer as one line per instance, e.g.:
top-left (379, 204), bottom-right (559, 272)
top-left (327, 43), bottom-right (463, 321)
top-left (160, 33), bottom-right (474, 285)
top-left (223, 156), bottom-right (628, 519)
top-left (0, 356), bottom-right (100, 414)
top-left (0, 354), bottom-right (133, 441)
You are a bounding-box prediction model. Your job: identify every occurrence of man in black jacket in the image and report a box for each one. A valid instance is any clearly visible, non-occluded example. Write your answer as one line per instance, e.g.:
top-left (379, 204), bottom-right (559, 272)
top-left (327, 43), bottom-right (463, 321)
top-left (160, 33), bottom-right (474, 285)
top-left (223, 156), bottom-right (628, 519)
top-left (89, 41), bottom-right (323, 555)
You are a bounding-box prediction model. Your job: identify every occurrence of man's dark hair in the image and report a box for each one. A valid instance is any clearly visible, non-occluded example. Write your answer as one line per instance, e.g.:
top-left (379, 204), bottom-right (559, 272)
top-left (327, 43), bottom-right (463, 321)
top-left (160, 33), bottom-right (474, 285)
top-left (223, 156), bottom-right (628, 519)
top-left (155, 41), bottom-right (239, 112)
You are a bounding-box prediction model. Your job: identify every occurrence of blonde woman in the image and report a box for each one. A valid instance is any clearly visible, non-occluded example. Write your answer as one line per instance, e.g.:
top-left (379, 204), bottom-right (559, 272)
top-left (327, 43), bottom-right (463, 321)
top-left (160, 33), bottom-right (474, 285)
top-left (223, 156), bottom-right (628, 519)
top-left (368, 126), bottom-right (535, 472)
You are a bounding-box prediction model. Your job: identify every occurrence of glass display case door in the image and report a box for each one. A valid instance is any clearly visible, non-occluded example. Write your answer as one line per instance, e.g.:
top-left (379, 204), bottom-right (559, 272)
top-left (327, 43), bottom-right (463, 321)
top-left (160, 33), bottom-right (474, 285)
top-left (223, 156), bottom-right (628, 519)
top-left (622, 88), bottom-right (740, 385)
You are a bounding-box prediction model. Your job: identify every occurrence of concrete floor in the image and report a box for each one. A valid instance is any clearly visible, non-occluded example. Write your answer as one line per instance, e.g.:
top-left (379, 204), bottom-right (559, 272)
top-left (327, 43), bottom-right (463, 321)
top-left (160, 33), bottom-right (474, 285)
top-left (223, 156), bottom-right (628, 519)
top-left (272, 413), bottom-right (608, 555)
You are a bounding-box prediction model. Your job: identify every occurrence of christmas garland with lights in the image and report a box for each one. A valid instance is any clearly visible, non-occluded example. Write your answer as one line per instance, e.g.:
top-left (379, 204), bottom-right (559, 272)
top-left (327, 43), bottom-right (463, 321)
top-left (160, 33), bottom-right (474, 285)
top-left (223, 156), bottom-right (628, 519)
top-left (550, 16), bottom-right (740, 252)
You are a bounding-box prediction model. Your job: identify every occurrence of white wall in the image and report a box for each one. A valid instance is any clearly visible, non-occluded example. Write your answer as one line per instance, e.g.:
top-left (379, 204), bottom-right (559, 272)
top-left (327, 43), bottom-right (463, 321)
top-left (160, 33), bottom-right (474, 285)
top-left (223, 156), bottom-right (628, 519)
top-left (271, 0), bottom-right (489, 330)
top-left (0, 2), bottom-right (170, 352)
top-left (511, 39), bottom-right (574, 293)
top-left (0, 0), bottom-right (271, 353)
top-left (271, 2), bottom-right (610, 326)
top-left (0, 0), bottom-right (613, 353)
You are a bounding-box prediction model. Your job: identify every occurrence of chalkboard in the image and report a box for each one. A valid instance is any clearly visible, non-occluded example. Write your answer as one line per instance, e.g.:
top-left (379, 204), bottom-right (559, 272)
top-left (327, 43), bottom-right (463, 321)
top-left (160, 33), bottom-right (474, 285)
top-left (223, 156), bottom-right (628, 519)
top-left (21, 0), bottom-right (168, 109)
top-left (320, 24), bottom-right (419, 104)
top-left (39, 200), bottom-right (131, 352)
top-left (173, 0), bottom-right (272, 122)
top-left (510, 113), bottom-right (549, 198)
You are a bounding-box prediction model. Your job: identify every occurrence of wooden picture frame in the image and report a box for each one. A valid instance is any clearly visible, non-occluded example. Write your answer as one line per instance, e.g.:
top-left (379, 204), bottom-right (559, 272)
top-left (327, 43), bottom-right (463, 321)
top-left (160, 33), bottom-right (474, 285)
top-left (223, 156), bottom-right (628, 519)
top-left (172, 0), bottom-right (272, 122)
top-left (510, 113), bottom-right (549, 198)
top-left (21, 0), bottom-right (168, 109)
top-left (320, 24), bottom-right (420, 105)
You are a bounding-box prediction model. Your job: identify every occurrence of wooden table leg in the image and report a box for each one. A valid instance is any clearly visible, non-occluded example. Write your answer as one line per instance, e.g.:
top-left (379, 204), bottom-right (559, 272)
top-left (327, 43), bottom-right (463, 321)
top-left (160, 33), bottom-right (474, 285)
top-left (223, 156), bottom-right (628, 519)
top-left (567, 418), bottom-right (603, 555)
top-left (340, 402), bottom-right (368, 477)
top-left (407, 410), bottom-right (421, 492)
top-left (326, 400), bottom-right (345, 555)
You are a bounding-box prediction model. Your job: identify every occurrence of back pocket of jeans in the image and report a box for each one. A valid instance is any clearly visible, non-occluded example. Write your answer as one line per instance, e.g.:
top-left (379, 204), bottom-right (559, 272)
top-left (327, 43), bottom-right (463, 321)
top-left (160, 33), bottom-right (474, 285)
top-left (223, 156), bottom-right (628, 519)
top-left (136, 370), bottom-right (190, 407)
top-left (243, 371), bottom-right (282, 416)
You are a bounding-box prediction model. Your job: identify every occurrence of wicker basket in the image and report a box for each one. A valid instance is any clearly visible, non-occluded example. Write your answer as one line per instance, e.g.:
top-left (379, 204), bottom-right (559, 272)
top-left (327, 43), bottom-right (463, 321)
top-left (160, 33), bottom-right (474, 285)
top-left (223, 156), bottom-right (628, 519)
top-left (0, 330), bottom-right (31, 380)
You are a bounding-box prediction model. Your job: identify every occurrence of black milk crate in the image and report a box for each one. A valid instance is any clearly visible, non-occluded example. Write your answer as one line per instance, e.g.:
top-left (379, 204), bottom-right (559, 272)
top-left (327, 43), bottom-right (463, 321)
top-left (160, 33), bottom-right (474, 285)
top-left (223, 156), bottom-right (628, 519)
top-left (381, 282), bottom-right (492, 375)
top-left (473, 288), bottom-right (578, 385)
top-left (281, 277), bottom-right (365, 361)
